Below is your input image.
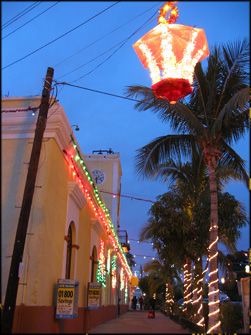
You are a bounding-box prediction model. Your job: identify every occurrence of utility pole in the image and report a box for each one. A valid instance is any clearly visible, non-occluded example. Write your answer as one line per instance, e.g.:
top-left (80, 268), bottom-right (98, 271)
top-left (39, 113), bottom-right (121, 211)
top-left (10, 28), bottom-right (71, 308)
top-left (2, 67), bottom-right (54, 333)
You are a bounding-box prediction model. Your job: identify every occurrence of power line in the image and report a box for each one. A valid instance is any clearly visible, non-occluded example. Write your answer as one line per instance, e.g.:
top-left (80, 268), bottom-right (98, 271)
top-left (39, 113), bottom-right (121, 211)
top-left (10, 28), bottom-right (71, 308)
top-left (2, 2), bottom-right (42, 29)
top-left (54, 1), bottom-right (163, 70)
top-left (1, 2), bottom-right (120, 70)
top-left (55, 81), bottom-right (141, 102)
top-left (2, 2), bottom-right (60, 40)
top-left (100, 190), bottom-right (155, 203)
top-left (54, 82), bottom-right (250, 129)
top-left (69, 8), bottom-right (160, 83)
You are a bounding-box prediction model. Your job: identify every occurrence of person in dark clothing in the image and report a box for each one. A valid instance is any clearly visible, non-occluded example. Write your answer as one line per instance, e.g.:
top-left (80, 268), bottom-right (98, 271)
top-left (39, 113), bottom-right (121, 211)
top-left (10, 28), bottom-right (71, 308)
top-left (118, 297), bottom-right (121, 315)
top-left (149, 296), bottom-right (156, 312)
top-left (132, 296), bottom-right (137, 310)
top-left (139, 296), bottom-right (143, 310)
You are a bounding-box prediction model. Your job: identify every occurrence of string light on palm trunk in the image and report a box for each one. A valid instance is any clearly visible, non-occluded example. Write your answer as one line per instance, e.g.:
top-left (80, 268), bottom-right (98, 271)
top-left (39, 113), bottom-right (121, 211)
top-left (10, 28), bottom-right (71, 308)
top-left (207, 227), bottom-right (221, 333)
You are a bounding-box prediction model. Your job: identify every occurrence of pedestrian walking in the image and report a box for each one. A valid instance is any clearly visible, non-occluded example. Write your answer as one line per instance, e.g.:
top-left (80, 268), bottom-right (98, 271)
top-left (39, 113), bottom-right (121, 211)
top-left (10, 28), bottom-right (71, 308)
top-left (132, 296), bottom-right (137, 310)
top-left (149, 296), bottom-right (156, 312)
top-left (139, 296), bottom-right (143, 310)
top-left (149, 296), bottom-right (156, 318)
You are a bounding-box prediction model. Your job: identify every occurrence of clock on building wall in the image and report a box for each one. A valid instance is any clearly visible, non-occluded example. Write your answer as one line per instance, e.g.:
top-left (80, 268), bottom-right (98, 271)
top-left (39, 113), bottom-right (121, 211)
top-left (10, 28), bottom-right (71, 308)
top-left (92, 169), bottom-right (106, 185)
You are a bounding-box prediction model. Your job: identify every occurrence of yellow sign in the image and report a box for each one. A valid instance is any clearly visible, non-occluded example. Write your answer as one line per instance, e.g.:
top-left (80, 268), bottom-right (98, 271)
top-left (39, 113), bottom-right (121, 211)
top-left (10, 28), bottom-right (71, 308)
top-left (131, 276), bottom-right (139, 286)
top-left (88, 282), bottom-right (101, 309)
top-left (56, 280), bottom-right (75, 319)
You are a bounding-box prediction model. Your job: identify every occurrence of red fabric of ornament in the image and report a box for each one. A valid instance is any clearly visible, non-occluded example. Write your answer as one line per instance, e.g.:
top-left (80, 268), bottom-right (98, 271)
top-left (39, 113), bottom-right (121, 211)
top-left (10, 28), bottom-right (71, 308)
top-left (151, 78), bottom-right (193, 103)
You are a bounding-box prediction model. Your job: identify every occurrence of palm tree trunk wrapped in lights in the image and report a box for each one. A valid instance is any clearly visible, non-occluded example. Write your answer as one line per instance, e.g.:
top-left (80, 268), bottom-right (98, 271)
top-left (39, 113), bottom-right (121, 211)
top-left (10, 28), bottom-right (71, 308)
top-left (183, 258), bottom-right (192, 312)
top-left (165, 282), bottom-right (174, 314)
top-left (203, 148), bottom-right (222, 333)
top-left (192, 258), bottom-right (205, 329)
top-left (129, 27), bottom-right (249, 332)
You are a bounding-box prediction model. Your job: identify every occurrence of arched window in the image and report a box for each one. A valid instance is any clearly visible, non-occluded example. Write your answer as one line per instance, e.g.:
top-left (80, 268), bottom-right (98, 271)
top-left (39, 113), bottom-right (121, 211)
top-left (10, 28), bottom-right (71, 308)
top-left (65, 224), bottom-right (72, 279)
top-left (65, 221), bottom-right (76, 279)
top-left (91, 246), bottom-right (97, 282)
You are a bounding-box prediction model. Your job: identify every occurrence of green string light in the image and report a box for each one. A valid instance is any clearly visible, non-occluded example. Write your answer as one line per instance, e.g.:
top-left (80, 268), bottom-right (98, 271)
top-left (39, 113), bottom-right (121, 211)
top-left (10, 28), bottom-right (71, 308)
top-left (70, 135), bottom-right (132, 276)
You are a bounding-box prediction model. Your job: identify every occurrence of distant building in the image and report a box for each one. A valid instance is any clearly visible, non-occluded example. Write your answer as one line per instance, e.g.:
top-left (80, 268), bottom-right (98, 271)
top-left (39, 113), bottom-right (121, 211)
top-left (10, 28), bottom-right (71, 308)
top-left (2, 96), bottom-right (132, 333)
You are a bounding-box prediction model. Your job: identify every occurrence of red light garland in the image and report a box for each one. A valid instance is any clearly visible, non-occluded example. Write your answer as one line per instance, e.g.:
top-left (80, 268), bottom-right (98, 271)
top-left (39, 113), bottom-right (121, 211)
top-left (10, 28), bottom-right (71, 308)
top-left (63, 137), bottom-right (132, 279)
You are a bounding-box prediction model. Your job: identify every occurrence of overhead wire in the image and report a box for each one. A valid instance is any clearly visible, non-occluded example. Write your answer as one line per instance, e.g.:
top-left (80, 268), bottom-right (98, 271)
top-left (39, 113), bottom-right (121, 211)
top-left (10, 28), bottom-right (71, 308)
top-left (68, 8), bottom-right (161, 83)
top-left (100, 190), bottom-right (155, 203)
top-left (1, 1), bottom-right (120, 70)
top-left (53, 82), bottom-right (251, 129)
top-left (56, 13), bottom-right (160, 79)
top-left (55, 1), bottom-right (163, 75)
top-left (2, 2), bottom-right (60, 40)
top-left (1, 2), bottom-right (43, 29)
top-left (54, 2), bottom-right (163, 69)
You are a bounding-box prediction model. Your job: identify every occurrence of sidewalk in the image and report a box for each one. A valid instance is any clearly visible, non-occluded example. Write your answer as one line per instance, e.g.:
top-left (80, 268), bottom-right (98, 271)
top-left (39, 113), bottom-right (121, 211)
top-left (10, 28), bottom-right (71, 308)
top-left (87, 310), bottom-right (191, 334)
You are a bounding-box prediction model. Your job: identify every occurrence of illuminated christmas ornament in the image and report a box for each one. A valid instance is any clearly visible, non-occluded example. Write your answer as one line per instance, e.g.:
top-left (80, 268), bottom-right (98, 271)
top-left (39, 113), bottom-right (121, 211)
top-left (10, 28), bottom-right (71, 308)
top-left (133, 1), bottom-right (209, 104)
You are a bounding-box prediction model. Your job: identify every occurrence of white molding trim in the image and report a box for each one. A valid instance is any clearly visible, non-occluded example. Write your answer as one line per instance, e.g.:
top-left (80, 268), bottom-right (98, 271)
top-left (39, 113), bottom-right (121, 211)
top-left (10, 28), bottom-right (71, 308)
top-left (68, 182), bottom-right (87, 209)
top-left (1, 97), bottom-right (75, 152)
top-left (91, 218), bottom-right (105, 236)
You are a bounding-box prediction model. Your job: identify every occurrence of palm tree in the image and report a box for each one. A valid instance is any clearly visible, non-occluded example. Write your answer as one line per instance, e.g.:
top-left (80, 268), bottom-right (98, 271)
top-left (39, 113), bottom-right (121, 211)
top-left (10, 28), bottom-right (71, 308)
top-left (126, 38), bottom-right (249, 333)
top-left (140, 186), bottom-right (204, 319)
top-left (125, 251), bottom-right (136, 270)
top-left (142, 258), bottom-right (181, 314)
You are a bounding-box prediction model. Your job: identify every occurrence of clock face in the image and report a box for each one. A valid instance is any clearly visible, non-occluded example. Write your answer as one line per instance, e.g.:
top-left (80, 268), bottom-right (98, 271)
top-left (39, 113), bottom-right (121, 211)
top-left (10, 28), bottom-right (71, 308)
top-left (92, 169), bottom-right (105, 185)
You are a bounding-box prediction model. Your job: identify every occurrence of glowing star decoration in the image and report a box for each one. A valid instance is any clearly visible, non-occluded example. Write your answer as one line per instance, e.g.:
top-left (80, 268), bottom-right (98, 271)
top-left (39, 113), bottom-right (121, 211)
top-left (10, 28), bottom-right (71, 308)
top-left (133, 1), bottom-right (209, 104)
top-left (97, 239), bottom-right (106, 287)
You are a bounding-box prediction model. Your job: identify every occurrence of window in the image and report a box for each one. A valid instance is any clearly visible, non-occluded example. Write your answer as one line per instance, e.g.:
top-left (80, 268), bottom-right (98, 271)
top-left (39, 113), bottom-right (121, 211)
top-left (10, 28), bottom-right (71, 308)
top-left (65, 224), bottom-right (72, 279)
top-left (91, 246), bottom-right (97, 282)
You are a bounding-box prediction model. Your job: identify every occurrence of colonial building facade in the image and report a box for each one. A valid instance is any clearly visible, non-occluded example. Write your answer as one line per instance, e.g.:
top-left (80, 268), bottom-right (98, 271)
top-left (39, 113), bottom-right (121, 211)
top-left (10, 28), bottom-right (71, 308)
top-left (2, 96), bottom-right (132, 333)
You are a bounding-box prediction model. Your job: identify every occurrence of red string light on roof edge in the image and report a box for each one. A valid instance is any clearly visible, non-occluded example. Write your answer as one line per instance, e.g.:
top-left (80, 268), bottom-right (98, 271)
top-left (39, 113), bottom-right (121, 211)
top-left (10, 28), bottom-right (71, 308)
top-left (64, 141), bottom-right (132, 279)
top-left (133, 1), bottom-right (209, 104)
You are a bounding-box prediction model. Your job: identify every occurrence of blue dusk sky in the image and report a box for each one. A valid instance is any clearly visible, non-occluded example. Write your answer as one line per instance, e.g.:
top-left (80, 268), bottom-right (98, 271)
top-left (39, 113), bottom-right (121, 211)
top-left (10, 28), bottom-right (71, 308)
top-left (1, 1), bottom-right (250, 276)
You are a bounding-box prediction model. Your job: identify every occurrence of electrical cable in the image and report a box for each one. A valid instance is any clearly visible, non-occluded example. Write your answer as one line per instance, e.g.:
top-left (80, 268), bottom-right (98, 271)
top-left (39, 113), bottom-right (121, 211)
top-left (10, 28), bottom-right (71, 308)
top-left (54, 82), bottom-right (250, 129)
top-left (55, 81), bottom-right (141, 102)
top-left (69, 9), bottom-right (160, 83)
top-left (1, 2), bottom-right (120, 70)
top-left (58, 16), bottom-right (157, 80)
top-left (100, 190), bottom-right (155, 203)
top-left (54, 2), bottom-right (163, 69)
top-left (2, 2), bottom-right (60, 40)
top-left (1, 2), bottom-right (42, 29)
top-left (57, 37), bottom-right (130, 80)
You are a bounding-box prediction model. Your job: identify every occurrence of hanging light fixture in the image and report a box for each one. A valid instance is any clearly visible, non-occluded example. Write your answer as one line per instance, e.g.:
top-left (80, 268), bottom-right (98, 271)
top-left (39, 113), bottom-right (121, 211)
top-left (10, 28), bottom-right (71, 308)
top-left (133, 1), bottom-right (209, 104)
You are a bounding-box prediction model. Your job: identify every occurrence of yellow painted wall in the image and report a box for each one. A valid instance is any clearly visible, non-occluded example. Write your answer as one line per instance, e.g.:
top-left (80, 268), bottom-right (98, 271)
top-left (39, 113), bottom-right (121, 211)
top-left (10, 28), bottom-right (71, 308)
top-left (2, 97), bottom-right (131, 321)
top-left (2, 136), bottom-right (93, 307)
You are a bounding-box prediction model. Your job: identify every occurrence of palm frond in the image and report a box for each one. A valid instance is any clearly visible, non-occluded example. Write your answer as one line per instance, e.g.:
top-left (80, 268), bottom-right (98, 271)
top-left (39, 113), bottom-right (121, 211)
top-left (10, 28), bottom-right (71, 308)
top-left (216, 38), bottom-right (250, 115)
top-left (126, 85), bottom-right (206, 135)
top-left (212, 87), bottom-right (250, 137)
top-left (134, 134), bottom-right (200, 179)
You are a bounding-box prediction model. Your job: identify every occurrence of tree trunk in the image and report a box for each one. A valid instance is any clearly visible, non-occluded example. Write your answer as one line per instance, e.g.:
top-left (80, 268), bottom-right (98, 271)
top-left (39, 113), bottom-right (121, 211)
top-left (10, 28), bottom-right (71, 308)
top-left (165, 281), bottom-right (174, 314)
top-left (207, 160), bottom-right (221, 333)
top-left (193, 258), bottom-right (205, 330)
top-left (183, 257), bottom-right (192, 312)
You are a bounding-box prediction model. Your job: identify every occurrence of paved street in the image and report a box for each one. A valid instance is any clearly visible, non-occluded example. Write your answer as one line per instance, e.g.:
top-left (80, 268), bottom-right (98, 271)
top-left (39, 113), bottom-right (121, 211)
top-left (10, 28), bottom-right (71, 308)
top-left (88, 310), bottom-right (191, 334)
